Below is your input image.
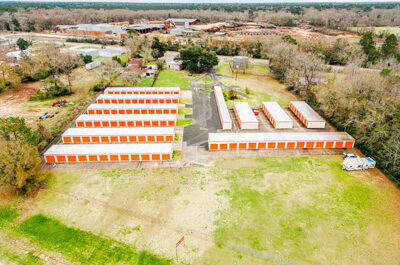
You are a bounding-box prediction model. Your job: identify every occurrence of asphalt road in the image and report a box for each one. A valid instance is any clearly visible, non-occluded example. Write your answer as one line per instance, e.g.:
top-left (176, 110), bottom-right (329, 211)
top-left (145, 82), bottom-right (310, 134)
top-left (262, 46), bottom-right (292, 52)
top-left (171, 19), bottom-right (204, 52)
top-left (183, 90), bottom-right (221, 146)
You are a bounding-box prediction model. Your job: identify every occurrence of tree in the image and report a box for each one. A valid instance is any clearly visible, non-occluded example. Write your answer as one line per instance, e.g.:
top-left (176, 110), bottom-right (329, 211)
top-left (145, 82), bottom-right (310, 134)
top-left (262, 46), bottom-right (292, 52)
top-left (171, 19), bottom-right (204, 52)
top-left (17, 38), bottom-right (29, 51)
top-left (125, 36), bottom-right (142, 58)
top-left (0, 117), bottom-right (38, 145)
top-left (57, 52), bottom-right (84, 93)
top-left (360, 32), bottom-right (380, 64)
top-left (79, 54), bottom-right (92, 64)
top-left (151, 37), bottom-right (167, 59)
top-left (0, 140), bottom-right (44, 195)
top-left (381, 34), bottom-right (398, 58)
top-left (179, 46), bottom-right (218, 73)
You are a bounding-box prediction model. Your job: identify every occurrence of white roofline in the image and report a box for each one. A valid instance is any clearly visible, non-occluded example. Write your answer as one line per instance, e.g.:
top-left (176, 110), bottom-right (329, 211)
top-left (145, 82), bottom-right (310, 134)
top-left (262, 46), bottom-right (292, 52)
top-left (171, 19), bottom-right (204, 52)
top-left (44, 143), bottom-right (173, 155)
top-left (63, 127), bottom-right (175, 136)
top-left (233, 102), bottom-right (258, 123)
top-left (76, 114), bottom-right (177, 121)
top-left (290, 101), bottom-right (324, 122)
top-left (262, 102), bottom-right (293, 122)
top-left (209, 132), bottom-right (354, 142)
top-left (87, 104), bottom-right (178, 110)
top-left (97, 94), bottom-right (179, 100)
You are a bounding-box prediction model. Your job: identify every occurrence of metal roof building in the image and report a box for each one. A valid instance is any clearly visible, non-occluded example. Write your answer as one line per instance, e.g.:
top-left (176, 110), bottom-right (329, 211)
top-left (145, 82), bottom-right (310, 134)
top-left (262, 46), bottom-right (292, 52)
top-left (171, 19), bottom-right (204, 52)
top-left (76, 114), bottom-right (177, 127)
top-left (208, 132), bottom-right (354, 150)
top-left (96, 94), bottom-right (179, 104)
top-left (262, 102), bottom-right (293, 129)
top-left (233, 102), bottom-right (258, 130)
top-left (62, 127), bottom-right (175, 143)
top-left (105, 87), bottom-right (180, 95)
top-left (214, 86), bottom-right (232, 130)
top-left (87, 103), bottom-right (178, 115)
top-left (289, 101), bottom-right (325, 128)
top-left (44, 143), bottom-right (173, 163)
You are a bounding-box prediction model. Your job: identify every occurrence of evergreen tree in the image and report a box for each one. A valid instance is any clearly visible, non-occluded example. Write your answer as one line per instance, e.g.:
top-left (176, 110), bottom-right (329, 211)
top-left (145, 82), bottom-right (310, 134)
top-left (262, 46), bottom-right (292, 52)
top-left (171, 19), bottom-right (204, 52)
top-left (381, 34), bottom-right (398, 58)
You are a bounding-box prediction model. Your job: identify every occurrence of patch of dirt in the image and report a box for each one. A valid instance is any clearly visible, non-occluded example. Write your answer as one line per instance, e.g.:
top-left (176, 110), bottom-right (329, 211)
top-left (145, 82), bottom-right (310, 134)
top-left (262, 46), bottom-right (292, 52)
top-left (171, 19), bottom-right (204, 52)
top-left (0, 82), bottom-right (39, 119)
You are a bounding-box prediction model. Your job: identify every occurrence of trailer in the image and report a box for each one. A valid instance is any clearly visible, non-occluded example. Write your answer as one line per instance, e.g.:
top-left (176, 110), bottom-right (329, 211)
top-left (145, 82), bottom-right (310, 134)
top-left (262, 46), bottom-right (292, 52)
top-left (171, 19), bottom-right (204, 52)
top-left (43, 143), bottom-right (173, 163)
top-left (104, 87), bottom-right (180, 95)
top-left (96, 94), bottom-right (179, 104)
top-left (214, 86), bottom-right (232, 130)
top-left (62, 127), bottom-right (175, 143)
top-left (343, 157), bottom-right (376, 171)
top-left (76, 114), bottom-right (177, 127)
top-left (208, 131), bottom-right (355, 150)
top-left (262, 102), bottom-right (293, 129)
top-left (233, 102), bottom-right (258, 130)
top-left (87, 103), bottom-right (178, 115)
top-left (289, 101), bottom-right (325, 128)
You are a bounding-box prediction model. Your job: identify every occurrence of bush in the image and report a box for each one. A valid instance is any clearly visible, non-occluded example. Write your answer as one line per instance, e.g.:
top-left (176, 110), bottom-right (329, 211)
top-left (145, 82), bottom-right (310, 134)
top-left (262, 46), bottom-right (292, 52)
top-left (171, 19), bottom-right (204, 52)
top-left (30, 82), bottom-right (70, 101)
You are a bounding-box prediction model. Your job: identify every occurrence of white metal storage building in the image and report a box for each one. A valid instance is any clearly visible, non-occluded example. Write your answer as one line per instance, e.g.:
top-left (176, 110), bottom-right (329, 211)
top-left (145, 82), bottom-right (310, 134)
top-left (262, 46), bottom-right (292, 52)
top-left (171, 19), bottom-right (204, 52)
top-left (214, 86), bottom-right (232, 130)
top-left (233, 102), bottom-right (258, 130)
top-left (44, 143), bottom-right (173, 163)
top-left (208, 132), bottom-right (354, 150)
top-left (262, 102), bottom-right (293, 129)
top-left (87, 103), bottom-right (178, 115)
top-left (289, 101), bottom-right (325, 128)
top-left (96, 94), bottom-right (179, 104)
top-left (62, 127), bottom-right (175, 143)
top-left (104, 87), bottom-right (180, 95)
top-left (76, 114), bottom-right (177, 127)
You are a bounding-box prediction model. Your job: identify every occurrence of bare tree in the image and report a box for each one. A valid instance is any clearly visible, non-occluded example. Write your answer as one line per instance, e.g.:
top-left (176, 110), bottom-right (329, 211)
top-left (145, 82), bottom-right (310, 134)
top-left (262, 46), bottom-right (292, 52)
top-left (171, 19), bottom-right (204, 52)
top-left (57, 52), bottom-right (84, 93)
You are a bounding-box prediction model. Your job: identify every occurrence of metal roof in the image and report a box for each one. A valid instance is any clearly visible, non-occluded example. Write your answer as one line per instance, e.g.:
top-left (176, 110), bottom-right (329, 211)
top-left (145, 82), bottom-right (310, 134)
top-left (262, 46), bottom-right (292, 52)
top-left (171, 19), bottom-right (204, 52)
top-left (166, 18), bottom-right (198, 23)
top-left (233, 102), bottom-right (258, 123)
top-left (105, 87), bottom-right (180, 92)
top-left (87, 103), bottom-right (178, 110)
top-left (262, 102), bottom-right (292, 122)
top-left (208, 132), bottom-right (354, 142)
top-left (63, 127), bottom-right (175, 137)
top-left (214, 86), bottom-right (232, 124)
top-left (97, 94), bottom-right (179, 100)
top-left (290, 101), bottom-right (324, 122)
top-left (76, 114), bottom-right (177, 121)
top-left (44, 143), bottom-right (173, 155)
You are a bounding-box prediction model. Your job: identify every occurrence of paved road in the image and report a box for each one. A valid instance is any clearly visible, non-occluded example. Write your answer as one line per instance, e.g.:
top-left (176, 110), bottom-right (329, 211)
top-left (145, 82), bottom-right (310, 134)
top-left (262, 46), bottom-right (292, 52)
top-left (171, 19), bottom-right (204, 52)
top-left (183, 90), bottom-right (221, 146)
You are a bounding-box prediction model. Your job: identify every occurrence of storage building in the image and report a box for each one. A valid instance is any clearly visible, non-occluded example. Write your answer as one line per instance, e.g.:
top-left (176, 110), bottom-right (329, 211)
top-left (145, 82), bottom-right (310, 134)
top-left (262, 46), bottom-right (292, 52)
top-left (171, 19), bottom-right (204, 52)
top-left (289, 101), bottom-right (325, 128)
top-left (104, 87), bottom-right (180, 95)
top-left (96, 94), bottom-right (179, 104)
top-left (262, 102), bottom-right (293, 129)
top-left (44, 143), bottom-right (173, 163)
top-left (233, 102), bottom-right (258, 130)
top-left (214, 86), bottom-right (232, 130)
top-left (87, 103), bottom-right (178, 115)
top-left (76, 114), bottom-right (177, 127)
top-left (208, 132), bottom-right (354, 150)
top-left (85, 60), bottom-right (101, 70)
top-left (62, 127), bottom-right (174, 143)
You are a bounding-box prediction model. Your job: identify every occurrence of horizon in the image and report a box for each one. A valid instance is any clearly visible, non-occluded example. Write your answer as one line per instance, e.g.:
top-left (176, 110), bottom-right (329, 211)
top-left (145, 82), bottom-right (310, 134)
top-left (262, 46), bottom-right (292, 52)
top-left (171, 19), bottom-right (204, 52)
top-left (1, 0), bottom-right (400, 3)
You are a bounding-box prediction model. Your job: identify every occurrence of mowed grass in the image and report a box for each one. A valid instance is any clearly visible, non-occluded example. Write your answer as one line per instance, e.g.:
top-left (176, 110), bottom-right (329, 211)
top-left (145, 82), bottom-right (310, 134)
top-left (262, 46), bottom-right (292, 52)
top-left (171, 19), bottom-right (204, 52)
top-left (1, 156), bottom-right (400, 264)
top-left (216, 61), bottom-right (297, 107)
top-left (154, 70), bottom-right (199, 90)
top-left (201, 156), bottom-right (400, 265)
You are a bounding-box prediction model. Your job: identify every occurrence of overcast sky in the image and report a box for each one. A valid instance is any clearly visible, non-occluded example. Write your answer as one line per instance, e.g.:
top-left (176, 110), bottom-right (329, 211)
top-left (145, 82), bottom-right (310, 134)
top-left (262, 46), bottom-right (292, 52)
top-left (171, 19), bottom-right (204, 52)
top-left (4, 0), bottom-right (400, 3)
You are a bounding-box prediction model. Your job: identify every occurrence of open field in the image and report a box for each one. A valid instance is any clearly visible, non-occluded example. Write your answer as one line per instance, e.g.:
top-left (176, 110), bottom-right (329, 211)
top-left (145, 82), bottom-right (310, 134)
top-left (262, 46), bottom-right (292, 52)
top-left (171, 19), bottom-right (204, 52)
top-left (350, 26), bottom-right (400, 36)
top-left (1, 155), bottom-right (399, 265)
top-left (154, 70), bottom-right (200, 90)
top-left (217, 61), bottom-right (297, 108)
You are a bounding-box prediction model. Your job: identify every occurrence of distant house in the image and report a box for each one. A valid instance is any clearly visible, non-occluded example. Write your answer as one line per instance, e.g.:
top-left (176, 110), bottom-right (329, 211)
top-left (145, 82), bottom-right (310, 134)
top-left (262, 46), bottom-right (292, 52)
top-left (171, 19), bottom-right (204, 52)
top-left (146, 64), bottom-right (158, 70)
top-left (166, 60), bottom-right (182, 71)
top-left (146, 69), bottom-right (157, 77)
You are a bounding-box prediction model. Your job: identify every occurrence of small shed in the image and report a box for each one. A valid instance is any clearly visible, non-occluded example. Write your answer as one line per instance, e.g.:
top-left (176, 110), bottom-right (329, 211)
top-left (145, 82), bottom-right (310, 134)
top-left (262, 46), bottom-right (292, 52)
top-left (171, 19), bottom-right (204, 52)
top-left (233, 102), bottom-right (258, 130)
top-left (146, 69), bottom-right (156, 77)
top-left (232, 56), bottom-right (249, 71)
top-left (76, 48), bottom-right (99, 58)
top-left (343, 157), bottom-right (376, 171)
top-left (166, 61), bottom-right (182, 71)
top-left (85, 60), bottom-right (101, 70)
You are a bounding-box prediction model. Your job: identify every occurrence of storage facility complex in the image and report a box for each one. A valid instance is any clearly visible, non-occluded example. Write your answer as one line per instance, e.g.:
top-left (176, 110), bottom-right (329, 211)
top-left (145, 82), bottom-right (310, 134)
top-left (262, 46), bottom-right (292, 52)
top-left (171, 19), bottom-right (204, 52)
top-left (44, 143), bottom-right (173, 163)
top-left (44, 86), bottom-right (180, 163)
top-left (289, 101), bottom-right (325, 128)
top-left (104, 87), bottom-right (180, 95)
top-left (233, 102), bottom-right (259, 130)
top-left (62, 127), bottom-right (175, 143)
top-left (262, 102), bottom-right (293, 129)
top-left (208, 132), bottom-right (355, 150)
top-left (96, 94), bottom-right (179, 104)
top-left (87, 103), bottom-right (178, 115)
top-left (214, 86), bottom-right (232, 130)
top-left (76, 114), bottom-right (177, 127)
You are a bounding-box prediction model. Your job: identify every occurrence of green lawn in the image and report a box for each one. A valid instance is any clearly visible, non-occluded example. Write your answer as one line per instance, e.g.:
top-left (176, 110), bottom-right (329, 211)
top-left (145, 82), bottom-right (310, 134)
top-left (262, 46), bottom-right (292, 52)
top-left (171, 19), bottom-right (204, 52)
top-left (350, 26), bottom-right (400, 35)
top-left (178, 107), bottom-right (193, 115)
top-left (154, 70), bottom-right (199, 90)
top-left (136, 77), bottom-right (154, 87)
top-left (1, 156), bottom-right (399, 264)
top-left (176, 118), bottom-right (193, 127)
top-left (199, 76), bottom-right (213, 85)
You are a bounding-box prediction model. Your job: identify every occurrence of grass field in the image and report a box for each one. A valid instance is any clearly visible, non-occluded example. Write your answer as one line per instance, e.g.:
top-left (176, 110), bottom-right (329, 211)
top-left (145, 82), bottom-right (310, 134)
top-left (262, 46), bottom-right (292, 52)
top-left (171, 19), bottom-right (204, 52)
top-left (1, 156), bottom-right (399, 264)
top-left (217, 61), bottom-right (297, 107)
top-left (350, 26), bottom-right (400, 35)
top-left (154, 70), bottom-right (200, 90)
